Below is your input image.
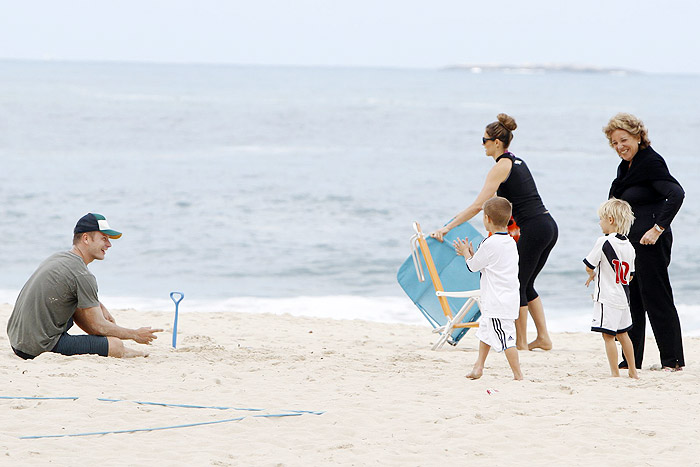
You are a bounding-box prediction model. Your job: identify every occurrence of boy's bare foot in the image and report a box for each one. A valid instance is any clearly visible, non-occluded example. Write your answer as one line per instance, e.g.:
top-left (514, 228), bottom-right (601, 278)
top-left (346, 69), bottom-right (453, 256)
top-left (528, 337), bottom-right (552, 351)
top-left (466, 368), bottom-right (483, 380)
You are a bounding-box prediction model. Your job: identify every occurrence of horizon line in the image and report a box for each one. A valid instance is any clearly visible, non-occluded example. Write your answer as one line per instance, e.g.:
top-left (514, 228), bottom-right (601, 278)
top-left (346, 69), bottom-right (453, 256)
top-left (1, 57), bottom-right (698, 76)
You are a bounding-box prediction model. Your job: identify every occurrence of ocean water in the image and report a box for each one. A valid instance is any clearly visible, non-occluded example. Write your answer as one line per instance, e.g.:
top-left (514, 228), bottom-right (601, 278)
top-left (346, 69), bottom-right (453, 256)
top-left (1, 60), bottom-right (698, 333)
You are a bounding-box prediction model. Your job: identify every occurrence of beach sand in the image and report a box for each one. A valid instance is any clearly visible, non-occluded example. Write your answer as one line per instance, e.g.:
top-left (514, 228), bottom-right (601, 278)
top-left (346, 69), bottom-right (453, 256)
top-left (1, 303), bottom-right (698, 466)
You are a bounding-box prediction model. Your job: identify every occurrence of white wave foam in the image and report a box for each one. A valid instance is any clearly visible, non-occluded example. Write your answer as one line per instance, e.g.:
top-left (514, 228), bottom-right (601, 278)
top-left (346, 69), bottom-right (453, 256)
top-left (3, 289), bottom-right (699, 335)
top-left (100, 294), bottom-right (427, 326)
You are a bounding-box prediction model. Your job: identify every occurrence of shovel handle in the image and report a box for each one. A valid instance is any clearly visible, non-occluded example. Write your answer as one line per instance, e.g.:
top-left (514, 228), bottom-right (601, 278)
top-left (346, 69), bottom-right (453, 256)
top-left (170, 292), bottom-right (184, 348)
top-left (170, 292), bottom-right (184, 305)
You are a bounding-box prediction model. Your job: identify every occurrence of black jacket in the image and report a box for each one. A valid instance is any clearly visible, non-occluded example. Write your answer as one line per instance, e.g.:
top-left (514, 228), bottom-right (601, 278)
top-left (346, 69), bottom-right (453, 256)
top-left (609, 146), bottom-right (684, 243)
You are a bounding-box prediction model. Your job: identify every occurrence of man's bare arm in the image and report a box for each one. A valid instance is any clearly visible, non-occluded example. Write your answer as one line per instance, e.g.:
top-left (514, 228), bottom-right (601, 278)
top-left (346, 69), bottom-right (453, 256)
top-left (73, 306), bottom-right (162, 344)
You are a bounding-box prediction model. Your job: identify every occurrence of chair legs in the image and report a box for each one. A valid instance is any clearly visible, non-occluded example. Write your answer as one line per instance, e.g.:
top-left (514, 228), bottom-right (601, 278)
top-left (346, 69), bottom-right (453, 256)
top-left (431, 296), bottom-right (480, 350)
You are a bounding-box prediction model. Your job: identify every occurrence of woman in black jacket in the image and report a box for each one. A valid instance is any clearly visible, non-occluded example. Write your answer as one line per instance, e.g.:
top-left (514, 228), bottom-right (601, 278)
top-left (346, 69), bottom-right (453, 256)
top-left (604, 113), bottom-right (685, 370)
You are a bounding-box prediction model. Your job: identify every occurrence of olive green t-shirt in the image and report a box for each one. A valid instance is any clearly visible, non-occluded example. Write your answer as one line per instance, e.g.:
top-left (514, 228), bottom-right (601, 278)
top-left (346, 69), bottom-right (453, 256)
top-left (6, 251), bottom-right (100, 357)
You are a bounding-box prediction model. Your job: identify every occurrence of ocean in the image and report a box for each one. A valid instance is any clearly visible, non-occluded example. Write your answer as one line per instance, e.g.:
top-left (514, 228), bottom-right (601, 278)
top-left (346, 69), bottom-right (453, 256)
top-left (1, 60), bottom-right (698, 334)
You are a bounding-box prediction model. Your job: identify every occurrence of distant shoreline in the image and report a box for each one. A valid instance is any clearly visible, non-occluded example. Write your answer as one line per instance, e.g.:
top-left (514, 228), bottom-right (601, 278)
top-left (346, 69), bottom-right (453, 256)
top-left (3, 58), bottom-right (698, 75)
top-left (0, 57), bottom-right (642, 75)
top-left (444, 63), bottom-right (641, 75)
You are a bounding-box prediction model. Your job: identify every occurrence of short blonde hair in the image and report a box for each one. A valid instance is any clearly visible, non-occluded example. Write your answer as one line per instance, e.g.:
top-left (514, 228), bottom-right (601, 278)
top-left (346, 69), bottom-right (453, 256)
top-left (483, 196), bottom-right (512, 227)
top-left (598, 198), bottom-right (635, 236)
top-left (603, 113), bottom-right (651, 149)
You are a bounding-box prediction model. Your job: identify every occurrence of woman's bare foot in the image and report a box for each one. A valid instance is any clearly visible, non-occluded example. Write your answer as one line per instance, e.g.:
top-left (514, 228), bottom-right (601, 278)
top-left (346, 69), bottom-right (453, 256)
top-left (629, 369), bottom-right (639, 379)
top-left (528, 337), bottom-right (552, 351)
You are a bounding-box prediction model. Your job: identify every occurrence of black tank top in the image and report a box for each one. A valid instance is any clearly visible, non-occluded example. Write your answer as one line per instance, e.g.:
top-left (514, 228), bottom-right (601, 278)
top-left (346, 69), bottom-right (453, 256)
top-left (495, 152), bottom-right (548, 224)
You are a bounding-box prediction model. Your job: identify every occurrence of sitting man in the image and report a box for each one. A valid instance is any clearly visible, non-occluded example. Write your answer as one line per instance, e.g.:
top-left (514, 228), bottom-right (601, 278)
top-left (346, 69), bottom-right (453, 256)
top-left (7, 213), bottom-right (162, 359)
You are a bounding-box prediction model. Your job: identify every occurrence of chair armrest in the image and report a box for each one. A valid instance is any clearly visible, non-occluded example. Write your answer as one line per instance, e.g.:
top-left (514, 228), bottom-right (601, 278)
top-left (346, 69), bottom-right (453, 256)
top-left (436, 290), bottom-right (480, 299)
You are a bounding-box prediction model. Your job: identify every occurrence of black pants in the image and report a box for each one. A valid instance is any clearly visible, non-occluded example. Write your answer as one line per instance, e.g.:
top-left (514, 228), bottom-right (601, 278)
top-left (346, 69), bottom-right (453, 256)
top-left (622, 232), bottom-right (684, 369)
top-left (516, 213), bottom-right (558, 307)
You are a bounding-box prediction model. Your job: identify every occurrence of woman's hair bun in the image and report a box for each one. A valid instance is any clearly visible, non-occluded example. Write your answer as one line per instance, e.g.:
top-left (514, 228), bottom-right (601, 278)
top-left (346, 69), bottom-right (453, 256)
top-left (497, 113), bottom-right (517, 131)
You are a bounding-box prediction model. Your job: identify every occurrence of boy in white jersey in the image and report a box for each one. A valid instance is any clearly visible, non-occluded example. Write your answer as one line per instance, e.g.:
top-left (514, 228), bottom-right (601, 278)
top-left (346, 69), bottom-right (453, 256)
top-left (453, 196), bottom-right (522, 380)
top-left (584, 199), bottom-right (638, 379)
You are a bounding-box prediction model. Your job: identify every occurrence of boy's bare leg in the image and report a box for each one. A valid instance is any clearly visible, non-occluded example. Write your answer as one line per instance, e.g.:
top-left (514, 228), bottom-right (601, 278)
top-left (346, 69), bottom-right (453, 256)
top-left (515, 306), bottom-right (528, 350)
top-left (527, 297), bottom-right (553, 351)
top-left (602, 333), bottom-right (620, 377)
top-left (466, 341), bottom-right (490, 379)
top-left (504, 347), bottom-right (523, 380)
top-left (616, 332), bottom-right (639, 379)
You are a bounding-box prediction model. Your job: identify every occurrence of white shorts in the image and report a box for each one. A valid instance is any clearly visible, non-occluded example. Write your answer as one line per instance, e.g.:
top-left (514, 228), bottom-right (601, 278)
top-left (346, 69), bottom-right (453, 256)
top-left (475, 317), bottom-right (517, 352)
top-left (591, 301), bottom-right (632, 335)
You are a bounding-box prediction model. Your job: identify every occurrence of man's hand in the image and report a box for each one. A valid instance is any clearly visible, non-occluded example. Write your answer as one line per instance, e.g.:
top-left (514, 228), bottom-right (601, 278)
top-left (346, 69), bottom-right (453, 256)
top-left (132, 327), bottom-right (163, 345)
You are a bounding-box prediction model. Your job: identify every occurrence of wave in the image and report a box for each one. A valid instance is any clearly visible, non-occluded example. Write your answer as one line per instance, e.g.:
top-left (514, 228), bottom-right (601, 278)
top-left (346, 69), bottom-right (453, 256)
top-left (3, 289), bottom-right (699, 336)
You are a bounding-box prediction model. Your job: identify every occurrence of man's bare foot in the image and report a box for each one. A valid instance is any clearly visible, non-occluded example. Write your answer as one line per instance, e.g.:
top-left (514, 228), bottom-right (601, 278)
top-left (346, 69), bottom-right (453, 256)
top-left (629, 369), bottom-right (639, 379)
top-left (528, 337), bottom-right (552, 351)
top-left (516, 343), bottom-right (528, 351)
top-left (122, 347), bottom-right (149, 358)
top-left (466, 367), bottom-right (483, 380)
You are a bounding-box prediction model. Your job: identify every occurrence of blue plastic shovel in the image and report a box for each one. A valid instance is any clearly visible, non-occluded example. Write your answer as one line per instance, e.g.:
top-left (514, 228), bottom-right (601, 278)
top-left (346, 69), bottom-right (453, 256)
top-left (170, 292), bottom-right (184, 348)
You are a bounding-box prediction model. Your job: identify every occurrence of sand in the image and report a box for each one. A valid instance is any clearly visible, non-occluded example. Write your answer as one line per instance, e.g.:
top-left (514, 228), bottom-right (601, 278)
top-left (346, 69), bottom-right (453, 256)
top-left (1, 303), bottom-right (699, 466)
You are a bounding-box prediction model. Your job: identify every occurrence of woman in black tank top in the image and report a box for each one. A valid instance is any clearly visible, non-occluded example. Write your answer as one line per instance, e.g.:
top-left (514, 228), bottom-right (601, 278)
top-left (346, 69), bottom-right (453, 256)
top-left (431, 114), bottom-right (557, 351)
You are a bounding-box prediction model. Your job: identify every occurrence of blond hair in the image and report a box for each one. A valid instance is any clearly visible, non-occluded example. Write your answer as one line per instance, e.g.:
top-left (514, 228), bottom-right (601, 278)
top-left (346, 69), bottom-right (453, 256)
top-left (603, 113), bottom-right (651, 149)
top-left (485, 113), bottom-right (517, 148)
top-left (598, 198), bottom-right (635, 236)
top-left (483, 196), bottom-right (512, 228)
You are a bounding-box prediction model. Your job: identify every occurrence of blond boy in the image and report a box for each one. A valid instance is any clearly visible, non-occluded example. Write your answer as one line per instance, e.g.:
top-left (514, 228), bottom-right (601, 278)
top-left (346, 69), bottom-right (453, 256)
top-left (584, 199), bottom-right (638, 379)
top-left (453, 196), bottom-right (522, 380)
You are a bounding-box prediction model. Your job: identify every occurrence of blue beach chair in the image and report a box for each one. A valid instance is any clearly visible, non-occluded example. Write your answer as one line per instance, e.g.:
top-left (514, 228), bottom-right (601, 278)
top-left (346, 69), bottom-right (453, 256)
top-left (397, 222), bottom-right (484, 350)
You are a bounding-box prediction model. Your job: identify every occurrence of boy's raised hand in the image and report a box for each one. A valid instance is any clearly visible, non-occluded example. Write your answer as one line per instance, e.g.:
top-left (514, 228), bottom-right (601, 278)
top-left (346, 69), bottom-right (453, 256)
top-left (453, 237), bottom-right (474, 259)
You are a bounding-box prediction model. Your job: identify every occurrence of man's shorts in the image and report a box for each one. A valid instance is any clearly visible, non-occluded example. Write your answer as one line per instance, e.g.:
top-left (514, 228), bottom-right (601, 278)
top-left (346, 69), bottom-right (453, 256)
top-left (50, 333), bottom-right (109, 357)
top-left (591, 301), bottom-right (632, 336)
top-left (475, 317), bottom-right (517, 352)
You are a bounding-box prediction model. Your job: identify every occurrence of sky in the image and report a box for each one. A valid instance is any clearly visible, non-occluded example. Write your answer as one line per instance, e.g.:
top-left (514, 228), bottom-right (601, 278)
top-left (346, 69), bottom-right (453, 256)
top-left (1, 0), bottom-right (699, 74)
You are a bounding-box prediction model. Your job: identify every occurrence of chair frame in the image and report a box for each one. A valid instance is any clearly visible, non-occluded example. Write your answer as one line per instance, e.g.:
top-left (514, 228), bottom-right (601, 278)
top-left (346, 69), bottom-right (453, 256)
top-left (410, 222), bottom-right (481, 350)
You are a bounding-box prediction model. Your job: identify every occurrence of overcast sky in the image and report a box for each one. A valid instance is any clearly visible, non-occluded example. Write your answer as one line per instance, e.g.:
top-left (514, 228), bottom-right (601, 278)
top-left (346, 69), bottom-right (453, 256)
top-left (1, 0), bottom-right (698, 74)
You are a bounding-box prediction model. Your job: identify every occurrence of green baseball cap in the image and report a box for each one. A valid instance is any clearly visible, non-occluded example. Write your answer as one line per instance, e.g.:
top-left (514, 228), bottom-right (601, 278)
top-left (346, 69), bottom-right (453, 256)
top-left (73, 213), bottom-right (122, 239)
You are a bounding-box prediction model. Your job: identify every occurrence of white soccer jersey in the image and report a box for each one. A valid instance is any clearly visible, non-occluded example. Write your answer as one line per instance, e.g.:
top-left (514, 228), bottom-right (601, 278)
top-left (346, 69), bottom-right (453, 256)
top-left (466, 233), bottom-right (519, 319)
top-left (583, 233), bottom-right (636, 308)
